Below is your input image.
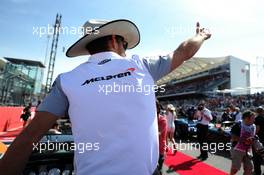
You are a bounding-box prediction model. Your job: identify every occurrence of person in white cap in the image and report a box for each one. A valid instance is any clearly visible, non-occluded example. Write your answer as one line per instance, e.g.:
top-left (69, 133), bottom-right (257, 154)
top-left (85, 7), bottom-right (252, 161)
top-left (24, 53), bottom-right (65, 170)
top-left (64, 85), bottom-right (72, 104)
top-left (0, 19), bottom-right (211, 175)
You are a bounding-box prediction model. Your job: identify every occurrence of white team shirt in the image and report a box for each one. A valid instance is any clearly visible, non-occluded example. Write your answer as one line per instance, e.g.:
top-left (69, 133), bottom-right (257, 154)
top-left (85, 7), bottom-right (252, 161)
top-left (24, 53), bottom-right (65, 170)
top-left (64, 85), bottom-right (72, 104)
top-left (37, 51), bottom-right (172, 175)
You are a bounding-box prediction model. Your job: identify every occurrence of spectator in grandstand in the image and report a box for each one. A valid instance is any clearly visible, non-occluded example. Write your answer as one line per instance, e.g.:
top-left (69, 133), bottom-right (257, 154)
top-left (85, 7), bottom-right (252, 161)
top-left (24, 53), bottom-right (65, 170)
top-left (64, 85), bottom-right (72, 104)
top-left (230, 111), bottom-right (256, 175)
top-left (253, 106), bottom-right (264, 175)
top-left (194, 101), bottom-right (212, 160)
top-left (0, 19), bottom-right (211, 175)
top-left (163, 93), bottom-right (264, 113)
top-left (186, 106), bottom-right (196, 120)
top-left (177, 106), bottom-right (187, 118)
top-left (156, 100), bottom-right (167, 173)
top-left (231, 106), bottom-right (242, 122)
top-left (20, 103), bottom-right (32, 128)
top-left (166, 104), bottom-right (177, 154)
top-left (47, 122), bottom-right (62, 135)
top-left (221, 107), bottom-right (233, 122)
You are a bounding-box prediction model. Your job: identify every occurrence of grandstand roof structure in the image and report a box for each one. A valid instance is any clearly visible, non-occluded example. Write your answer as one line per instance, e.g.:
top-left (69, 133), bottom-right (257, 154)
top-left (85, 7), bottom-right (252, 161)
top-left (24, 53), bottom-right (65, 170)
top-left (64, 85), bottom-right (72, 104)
top-left (157, 56), bottom-right (230, 85)
top-left (3, 57), bottom-right (45, 68)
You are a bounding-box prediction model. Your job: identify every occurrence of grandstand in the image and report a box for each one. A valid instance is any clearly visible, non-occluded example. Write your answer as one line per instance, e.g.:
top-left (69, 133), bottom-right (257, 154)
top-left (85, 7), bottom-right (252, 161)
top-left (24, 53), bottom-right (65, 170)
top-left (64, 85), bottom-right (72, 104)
top-left (157, 55), bottom-right (252, 100)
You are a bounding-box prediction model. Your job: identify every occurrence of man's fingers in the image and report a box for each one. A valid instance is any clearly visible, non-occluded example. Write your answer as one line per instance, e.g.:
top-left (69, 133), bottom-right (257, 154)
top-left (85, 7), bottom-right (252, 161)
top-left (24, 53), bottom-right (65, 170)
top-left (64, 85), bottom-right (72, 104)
top-left (196, 28), bottom-right (199, 34)
top-left (196, 22), bottom-right (200, 28)
top-left (196, 22), bottom-right (200, 34)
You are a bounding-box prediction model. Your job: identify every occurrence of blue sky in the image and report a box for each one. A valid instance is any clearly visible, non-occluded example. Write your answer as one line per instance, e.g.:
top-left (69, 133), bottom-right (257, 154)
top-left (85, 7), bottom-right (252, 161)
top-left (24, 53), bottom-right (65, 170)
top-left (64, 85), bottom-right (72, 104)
top-left (0, 0), bottom-right (263, 82)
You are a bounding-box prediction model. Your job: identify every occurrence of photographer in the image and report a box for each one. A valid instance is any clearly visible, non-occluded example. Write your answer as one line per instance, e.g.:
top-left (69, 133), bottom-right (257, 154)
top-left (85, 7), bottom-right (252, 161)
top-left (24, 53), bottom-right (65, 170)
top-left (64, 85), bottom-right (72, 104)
top-left (221, 107), bottom-right (233, 122)
top-left (253, 106), bottom-right (264, 175)
top-left (194, 101), bottom-right (212, 160)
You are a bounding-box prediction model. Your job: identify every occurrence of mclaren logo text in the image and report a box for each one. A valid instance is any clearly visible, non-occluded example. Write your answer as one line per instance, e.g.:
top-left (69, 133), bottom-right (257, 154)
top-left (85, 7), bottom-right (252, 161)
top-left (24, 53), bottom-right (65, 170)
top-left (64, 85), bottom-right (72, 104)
top-left (81, 68), bottom-right (135, 86)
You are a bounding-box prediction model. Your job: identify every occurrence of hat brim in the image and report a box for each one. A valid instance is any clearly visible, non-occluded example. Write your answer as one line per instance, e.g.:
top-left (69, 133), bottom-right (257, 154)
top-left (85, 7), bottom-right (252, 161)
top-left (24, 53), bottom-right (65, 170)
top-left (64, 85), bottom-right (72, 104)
top-left (66, 19), bottom-right (140, 57)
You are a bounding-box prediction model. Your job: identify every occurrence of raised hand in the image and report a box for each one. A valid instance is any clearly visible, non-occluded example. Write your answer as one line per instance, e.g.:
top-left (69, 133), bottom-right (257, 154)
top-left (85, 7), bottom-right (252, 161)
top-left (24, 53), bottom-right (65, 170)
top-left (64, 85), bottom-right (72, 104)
top-left (196, 22), bottom-right (211, 40)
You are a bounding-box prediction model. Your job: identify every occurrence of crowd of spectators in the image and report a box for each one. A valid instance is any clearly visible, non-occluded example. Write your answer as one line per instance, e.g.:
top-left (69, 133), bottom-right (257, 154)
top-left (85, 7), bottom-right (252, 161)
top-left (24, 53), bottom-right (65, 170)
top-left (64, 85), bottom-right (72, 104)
top-left (161, 92), bottom-right (264, 122)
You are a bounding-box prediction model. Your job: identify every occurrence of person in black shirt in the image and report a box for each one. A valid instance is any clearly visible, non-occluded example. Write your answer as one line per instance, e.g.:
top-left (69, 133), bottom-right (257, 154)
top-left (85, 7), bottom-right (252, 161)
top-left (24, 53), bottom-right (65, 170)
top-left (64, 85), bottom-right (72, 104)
top-left (230, 120), bottom-right (241, 148)
top-left (20, 103), bottom-right (32, 128)
top-left (221, 107), bottom-right (233, 122)
top-left (253, 106), bottom-right (264, 175)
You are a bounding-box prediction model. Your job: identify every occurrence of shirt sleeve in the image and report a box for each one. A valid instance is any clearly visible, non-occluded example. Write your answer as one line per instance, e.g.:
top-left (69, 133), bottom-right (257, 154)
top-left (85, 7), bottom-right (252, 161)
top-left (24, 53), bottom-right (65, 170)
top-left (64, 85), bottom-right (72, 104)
top-left (142, 55), bottom-right (172, 81)
top-left (37, 75), bottom-right (69, 117)
top-left (203, 110), bottom-right (213, 121)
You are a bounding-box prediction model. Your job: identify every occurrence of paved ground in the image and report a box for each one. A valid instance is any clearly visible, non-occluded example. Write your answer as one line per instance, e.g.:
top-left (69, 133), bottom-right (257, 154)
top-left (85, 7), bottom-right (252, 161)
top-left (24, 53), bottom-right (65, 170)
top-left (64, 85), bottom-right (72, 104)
top-left (1, 130), bottom-right (263, 175)
top-left (160, 138), bottom-right (264, 175)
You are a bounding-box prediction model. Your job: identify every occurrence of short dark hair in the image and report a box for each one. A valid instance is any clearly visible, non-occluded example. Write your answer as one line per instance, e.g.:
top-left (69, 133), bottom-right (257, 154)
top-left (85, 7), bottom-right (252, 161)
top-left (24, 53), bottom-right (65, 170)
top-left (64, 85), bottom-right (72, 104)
top-left (86, 35), bottom-right (125, 55)
top-left (86, 35), bottom-right (112, 54)
top-left (242, 111), bottom-right (255, 120)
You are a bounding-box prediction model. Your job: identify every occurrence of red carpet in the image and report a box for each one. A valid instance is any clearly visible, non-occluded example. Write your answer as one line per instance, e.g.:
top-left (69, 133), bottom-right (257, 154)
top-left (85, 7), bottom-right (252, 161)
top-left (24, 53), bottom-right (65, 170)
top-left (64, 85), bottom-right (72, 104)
top-left (164, 151), bottom-right (228, 175)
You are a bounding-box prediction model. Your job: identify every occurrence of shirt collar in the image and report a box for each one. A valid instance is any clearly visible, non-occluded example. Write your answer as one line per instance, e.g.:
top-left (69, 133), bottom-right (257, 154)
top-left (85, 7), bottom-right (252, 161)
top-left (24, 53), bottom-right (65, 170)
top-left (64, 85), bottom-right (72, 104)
top-left (88, 51), bottom-right (124, 63)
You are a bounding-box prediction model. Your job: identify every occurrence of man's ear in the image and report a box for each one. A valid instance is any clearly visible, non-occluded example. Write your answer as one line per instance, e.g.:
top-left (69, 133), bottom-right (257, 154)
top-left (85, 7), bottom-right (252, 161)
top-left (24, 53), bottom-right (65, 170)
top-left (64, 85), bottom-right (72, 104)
top-left (111, 35), bottom-right (118, 50)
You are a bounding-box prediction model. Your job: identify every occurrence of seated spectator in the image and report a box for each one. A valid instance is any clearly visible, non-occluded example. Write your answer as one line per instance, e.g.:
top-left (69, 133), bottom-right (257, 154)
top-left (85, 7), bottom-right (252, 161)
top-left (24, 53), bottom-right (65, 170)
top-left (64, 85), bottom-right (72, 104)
top-left (221, 107), bottom-right (233, 122)
top-left (186, 106), bottom-right (196, 120)
top-left (231, 106), bottom-right (242, 122)
top-left (48, 122), bottom-right (62, 134)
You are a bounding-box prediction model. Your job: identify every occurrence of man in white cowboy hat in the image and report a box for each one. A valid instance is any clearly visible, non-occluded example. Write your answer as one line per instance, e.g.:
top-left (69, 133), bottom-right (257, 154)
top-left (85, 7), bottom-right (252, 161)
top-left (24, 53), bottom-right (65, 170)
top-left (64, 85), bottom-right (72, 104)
top-left (0, 19), bottom-right (211, 175)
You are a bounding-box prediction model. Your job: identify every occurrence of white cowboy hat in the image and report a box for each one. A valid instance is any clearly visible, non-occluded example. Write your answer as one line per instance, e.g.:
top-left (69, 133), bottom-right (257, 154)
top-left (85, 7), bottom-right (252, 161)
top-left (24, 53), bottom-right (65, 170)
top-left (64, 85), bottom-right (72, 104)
top-left (66, 19), bottom-right (140, 57)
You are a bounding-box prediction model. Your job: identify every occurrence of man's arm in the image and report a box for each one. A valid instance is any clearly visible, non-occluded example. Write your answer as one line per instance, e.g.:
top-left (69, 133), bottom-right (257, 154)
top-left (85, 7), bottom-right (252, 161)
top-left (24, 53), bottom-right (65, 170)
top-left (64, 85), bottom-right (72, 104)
top-left (141, 22), bottom-right (211, 81)
top-left (0, 112), bottom-right (58, 175)
top-left (170, 22), bottom-right (211, 72)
